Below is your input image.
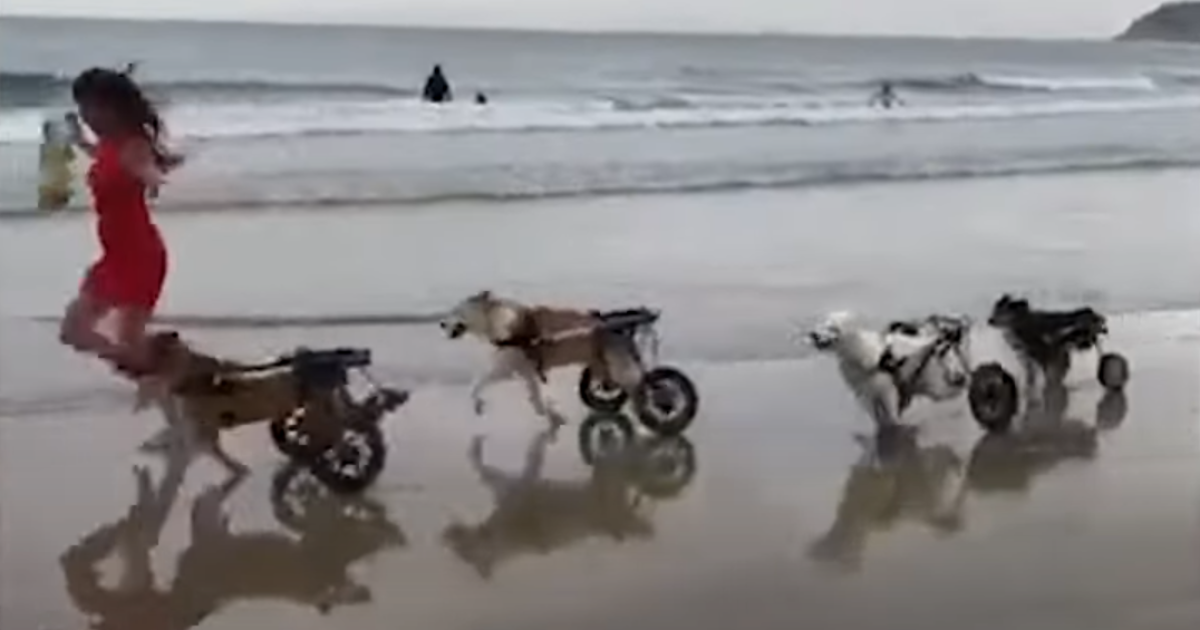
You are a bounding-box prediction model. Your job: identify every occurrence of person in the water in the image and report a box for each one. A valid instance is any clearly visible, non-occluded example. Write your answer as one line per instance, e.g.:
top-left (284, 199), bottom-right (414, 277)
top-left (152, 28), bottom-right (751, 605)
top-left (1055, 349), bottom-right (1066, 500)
top-left (422, 64), bottom-right (453, 104)
top-left (868, 81), bottom-right (903, 109)
top-left (474, 92), bottom-right (488, 105)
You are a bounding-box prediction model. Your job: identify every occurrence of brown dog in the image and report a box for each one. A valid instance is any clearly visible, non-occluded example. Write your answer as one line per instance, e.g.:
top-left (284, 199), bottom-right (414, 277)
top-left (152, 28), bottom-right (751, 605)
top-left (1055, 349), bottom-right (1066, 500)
top-left (135, 331), bottom-right (338, 479)
top-left (439, 291), bottom-right (644, 426)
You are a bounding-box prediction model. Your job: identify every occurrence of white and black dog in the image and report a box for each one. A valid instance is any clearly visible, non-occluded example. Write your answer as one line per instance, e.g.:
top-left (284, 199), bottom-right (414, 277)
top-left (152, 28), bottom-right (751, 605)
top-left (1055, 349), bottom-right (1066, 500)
top-left (808, 311), bottom-right (972, 428)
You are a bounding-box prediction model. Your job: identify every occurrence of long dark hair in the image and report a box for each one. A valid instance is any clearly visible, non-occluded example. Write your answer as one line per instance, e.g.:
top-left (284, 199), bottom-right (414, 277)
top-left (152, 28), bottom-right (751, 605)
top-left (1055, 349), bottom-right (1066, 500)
top-left (71, 66), bottom-right (178, 170)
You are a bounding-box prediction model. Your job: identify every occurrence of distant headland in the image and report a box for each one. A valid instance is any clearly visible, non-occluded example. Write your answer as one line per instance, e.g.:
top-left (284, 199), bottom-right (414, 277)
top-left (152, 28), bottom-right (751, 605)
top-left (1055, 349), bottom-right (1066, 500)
top-left (1117, 2), bottom-right (1200, 42)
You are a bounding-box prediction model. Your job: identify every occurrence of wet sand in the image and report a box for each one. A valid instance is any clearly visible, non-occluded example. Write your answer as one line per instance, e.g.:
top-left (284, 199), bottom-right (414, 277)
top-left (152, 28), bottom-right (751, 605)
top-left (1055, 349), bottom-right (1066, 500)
top-left (3, 170), bottom-right (1200, 628)
top-left (2, 308), bottom-right (1198, 630)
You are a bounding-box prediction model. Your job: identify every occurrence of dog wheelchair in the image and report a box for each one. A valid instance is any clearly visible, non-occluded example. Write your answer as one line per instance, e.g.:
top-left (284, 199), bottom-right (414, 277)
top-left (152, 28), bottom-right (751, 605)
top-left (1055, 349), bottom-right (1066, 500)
top-left (574, 307), bottom-right (700, 437)
top-left (967, 296), bottom-right (1130, 434)
top-left (195, 347), bottom-right (408, 494)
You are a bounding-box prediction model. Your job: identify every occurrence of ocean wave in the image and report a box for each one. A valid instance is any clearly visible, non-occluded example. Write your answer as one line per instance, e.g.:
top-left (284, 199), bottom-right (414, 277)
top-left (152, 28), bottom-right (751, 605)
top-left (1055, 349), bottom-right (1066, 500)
top-left (1, 67), bottom-right (1170, 113)
top-left (0, 70), bottom-right (414, 108)
top-left (885, 72), bottom-right (1160, 94)
top-left (3, 91), bottom-right (1199, 144)
top-left (4, 151), bottom-right (1197, 219)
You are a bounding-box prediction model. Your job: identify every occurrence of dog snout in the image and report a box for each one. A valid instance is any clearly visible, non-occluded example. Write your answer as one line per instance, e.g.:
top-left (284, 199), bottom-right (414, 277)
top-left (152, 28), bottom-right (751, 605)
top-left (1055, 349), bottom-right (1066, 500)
top-left (809, 330), bottom-right (835, 350)
top-left (441, 320), bottom-right (467, 339)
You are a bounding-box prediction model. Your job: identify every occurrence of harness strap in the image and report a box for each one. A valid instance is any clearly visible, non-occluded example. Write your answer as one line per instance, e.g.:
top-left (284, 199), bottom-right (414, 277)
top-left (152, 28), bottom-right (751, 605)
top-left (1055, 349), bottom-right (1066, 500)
top-left (877, 335), bottom-right (955, 411)
top-left (492, 312), bottom-right (549, 383)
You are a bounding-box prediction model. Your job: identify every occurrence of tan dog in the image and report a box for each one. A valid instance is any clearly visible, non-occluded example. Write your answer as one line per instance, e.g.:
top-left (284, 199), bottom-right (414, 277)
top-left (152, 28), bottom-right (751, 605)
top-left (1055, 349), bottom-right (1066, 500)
top-left (135, 331), bottom-right (339, 479)
top-left (439, 291), bottom-right (643, 426)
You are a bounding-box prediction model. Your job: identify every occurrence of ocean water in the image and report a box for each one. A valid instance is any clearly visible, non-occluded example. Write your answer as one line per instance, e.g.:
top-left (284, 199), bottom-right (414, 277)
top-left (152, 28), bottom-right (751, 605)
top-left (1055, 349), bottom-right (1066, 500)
top-left (3, 17), bottom-right (1200, 212)
top-left (2, 16), bottom-right (1198, 382)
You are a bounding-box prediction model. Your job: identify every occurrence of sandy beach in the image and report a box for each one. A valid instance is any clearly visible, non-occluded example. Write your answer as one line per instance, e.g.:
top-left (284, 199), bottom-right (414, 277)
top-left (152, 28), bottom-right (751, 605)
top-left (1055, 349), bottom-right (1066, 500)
top-left (1, 307), bottom-right (1198, 630)
top-left (3, 168), bottom-right (1200, 629)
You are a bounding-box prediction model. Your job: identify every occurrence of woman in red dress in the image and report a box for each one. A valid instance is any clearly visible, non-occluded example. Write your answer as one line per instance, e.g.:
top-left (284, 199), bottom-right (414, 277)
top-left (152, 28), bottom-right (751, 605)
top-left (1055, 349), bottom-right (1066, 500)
top-left (59, 67), bottom-right (182, 374)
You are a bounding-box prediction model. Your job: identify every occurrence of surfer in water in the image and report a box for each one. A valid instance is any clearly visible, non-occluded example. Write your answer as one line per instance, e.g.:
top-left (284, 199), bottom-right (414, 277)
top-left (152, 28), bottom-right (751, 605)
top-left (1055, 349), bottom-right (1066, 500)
top-left (59, 66), bottom-right (184, 377)
top-left (868, 81), bottom-right (903, 109)
top-left (422, 64), bottom-right (453, 104)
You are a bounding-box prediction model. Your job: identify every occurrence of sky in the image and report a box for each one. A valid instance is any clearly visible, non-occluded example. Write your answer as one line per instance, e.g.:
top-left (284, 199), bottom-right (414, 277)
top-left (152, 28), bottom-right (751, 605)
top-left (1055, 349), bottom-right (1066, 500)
top-left (0, 0), bottom-right (1171, 39)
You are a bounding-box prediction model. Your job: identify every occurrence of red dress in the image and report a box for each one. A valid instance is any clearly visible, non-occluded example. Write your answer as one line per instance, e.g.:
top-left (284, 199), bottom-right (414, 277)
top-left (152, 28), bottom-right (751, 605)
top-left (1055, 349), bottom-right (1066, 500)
top-left (80, 137), bottom-right (168, 311)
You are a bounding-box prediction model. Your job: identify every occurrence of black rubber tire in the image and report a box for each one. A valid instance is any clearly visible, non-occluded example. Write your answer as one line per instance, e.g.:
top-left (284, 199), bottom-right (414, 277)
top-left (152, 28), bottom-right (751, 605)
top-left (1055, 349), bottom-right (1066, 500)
top-left (269, 462), bottom-right (326, 532)
top-left (578, 412), bottom-right (637, 467)
top-left (579, 366), bottom-right (629, 412)
top-left (631, 367), bottom-right (700, 437)
top-left (308, 423), bottom-right (387, 495)
top-left (1097, 352), bottom-right (1129, 391)
top-left (968, 362), bottom-right (1020, 434)
top-left (634, 435), bottom-right (697, 500)
top-left (270, 411), bottom-right (316, 460)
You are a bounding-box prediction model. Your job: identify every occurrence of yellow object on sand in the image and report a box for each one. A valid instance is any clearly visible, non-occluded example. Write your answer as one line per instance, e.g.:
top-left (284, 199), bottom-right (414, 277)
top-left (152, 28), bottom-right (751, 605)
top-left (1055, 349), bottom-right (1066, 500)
top-left (38, 120), bottom-right (76, 211)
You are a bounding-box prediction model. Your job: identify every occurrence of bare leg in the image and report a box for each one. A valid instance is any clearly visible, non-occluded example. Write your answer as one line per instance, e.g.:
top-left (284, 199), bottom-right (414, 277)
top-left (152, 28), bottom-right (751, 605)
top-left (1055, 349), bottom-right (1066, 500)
top-left (108, 306), bottom-right (155, 370)
top-left (59, 293), bottom-right (117, 356)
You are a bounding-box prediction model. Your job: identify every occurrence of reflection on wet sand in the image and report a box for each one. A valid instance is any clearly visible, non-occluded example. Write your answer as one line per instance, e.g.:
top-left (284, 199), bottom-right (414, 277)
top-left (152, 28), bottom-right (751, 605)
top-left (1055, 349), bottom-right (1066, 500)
top-left (60, 454), bottom-right (406, 629)
top-left (810, 387), bottom-right (1129, 571)
top-left (443, 419), bottom-right (697, 579)
top-left (808, 427), bottom-right (965, 572)
top-left (60, 462), bottom-right (190, 630)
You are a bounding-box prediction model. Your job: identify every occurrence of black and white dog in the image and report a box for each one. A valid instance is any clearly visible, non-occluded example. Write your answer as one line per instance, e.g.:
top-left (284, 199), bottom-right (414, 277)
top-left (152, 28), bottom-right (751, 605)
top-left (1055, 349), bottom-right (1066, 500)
top-left (808, 311), bottom-right (972, 428)
top-left (986, 294), bottom-right (1109, 399)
